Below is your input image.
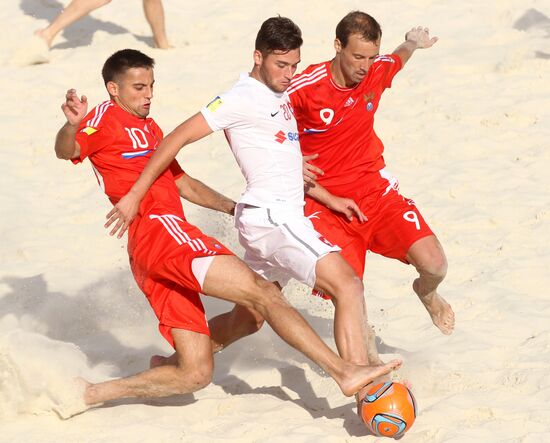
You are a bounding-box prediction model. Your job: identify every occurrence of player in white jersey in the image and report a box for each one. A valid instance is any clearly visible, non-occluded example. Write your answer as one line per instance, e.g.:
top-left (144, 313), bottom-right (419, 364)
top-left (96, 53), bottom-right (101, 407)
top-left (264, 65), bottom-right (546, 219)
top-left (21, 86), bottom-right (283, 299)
top-left (108, 17), bottom-right (395, 415)
top-left (199, 70), bottom-right (343, 287)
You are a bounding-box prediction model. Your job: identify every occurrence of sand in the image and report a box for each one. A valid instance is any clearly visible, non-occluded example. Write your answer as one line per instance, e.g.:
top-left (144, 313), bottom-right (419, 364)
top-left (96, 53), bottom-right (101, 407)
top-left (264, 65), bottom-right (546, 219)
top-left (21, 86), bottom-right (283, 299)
top-left (1, 0), bottom-right (549, 441)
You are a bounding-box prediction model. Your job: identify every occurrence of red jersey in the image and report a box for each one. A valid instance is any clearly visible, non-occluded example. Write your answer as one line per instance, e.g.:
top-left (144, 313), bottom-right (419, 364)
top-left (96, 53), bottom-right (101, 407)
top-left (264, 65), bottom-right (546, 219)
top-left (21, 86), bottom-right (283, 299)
top-left (73, 101), bottom-right (184, 215)
top-left (288, 54), bottom-right (402, 193)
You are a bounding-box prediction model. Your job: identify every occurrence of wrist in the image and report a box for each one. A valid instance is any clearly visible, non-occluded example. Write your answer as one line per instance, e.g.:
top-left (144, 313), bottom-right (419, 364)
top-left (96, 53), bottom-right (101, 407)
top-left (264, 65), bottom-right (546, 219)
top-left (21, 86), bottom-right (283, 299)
top-left (405, 39), bottom-right (419, 50)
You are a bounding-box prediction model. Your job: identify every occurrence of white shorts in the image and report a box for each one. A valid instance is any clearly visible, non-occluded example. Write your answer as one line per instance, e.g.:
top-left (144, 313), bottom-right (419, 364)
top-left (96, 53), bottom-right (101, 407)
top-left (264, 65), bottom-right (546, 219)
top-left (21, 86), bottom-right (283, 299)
top-left (235, 204), bottom-right (341, 287)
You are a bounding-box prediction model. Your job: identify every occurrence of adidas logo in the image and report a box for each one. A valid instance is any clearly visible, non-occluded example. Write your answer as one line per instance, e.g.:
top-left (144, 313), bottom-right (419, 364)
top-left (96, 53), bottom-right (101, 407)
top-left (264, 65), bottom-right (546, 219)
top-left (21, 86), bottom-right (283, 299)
top-left (344, 96), bottom-right (355, 107)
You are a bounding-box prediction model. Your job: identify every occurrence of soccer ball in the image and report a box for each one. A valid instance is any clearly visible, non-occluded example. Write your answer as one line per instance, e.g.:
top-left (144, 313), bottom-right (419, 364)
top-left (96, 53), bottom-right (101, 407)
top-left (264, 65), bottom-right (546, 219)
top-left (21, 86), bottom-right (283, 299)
top-left (360, 381), bottom-right (417, 437)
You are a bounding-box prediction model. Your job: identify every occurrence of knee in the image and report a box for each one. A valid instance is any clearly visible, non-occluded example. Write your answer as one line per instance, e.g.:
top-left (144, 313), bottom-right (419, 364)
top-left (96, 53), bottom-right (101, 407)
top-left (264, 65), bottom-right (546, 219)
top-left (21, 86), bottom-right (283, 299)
top-left (175, 366), bottom-right (212, 394)
top-left (329, 275), bottom-right (365, 304)
top-left (245, 274), bottom-right (287, 312)
top-left (419, 252), bottom-right (448, 281)
top-left (245, 311), bottom-right (265, 334)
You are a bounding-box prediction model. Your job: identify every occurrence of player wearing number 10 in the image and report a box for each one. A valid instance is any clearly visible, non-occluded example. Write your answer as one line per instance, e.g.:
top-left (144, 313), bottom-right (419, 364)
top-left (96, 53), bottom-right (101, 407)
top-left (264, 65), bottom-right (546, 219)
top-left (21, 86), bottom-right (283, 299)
top-left (288, 11), bottom-right (455, 335)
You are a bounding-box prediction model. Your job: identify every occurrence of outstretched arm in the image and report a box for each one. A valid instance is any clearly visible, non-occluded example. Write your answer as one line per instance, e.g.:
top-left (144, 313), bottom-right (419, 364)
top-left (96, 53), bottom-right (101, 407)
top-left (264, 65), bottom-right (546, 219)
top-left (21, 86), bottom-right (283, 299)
top-left (393, 26), bottom-right (438, 66)
top-left (105, 112), bottom-right (212, 238)
top-left (175, 173), bottom-right (235, 215)
top-left (305, 181), bottom-right (367, 223)
top-left (55, 89), bottom-right (88, 159)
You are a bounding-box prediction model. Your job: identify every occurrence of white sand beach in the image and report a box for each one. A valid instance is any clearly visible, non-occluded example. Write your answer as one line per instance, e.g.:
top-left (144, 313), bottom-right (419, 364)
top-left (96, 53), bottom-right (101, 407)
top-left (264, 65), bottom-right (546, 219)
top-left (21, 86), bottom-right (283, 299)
top-left (1, 0), bottom-right (549, 441)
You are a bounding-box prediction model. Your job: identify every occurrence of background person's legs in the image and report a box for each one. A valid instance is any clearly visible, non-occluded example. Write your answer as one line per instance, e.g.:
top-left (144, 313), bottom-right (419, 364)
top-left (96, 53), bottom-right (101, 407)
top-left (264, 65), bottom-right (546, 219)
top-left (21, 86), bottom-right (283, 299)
top-left (35, 0), bottom-right (112, 48)
top-left (142, 0), bottom-right (171, 48)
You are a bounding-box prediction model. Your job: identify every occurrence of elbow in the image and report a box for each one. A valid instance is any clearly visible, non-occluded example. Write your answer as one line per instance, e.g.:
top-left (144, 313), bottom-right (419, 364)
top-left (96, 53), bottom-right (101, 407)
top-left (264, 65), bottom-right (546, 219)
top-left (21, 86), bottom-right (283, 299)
top-left (55, 148), bottom-right (77, 160)
top-left (55, 150), bottom-right (71, 160)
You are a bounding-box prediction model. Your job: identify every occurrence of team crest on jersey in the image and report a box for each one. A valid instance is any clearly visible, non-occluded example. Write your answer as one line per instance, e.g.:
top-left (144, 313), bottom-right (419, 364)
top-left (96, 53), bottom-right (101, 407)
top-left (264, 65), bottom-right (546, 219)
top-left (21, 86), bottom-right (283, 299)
top-left (363, 92), bottom-right (375, 112)
top-left (206, 96), bottom-right (223, 112)
top-left (81, 126), bottom-right (97, 135)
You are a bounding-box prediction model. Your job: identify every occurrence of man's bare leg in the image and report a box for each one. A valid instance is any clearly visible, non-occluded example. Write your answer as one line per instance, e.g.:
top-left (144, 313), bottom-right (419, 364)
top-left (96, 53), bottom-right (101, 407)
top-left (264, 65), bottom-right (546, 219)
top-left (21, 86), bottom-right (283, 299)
top-left (406, 235), bottom-right (455, 335)
top-left (315, 253), bottom-right (382, 365)
top-left (35, 0), bottom-right (112, 48)
top-left (150, 304), bottom-right (264, 368)
top-left (314, 252), bottom-right (385, 413)
top-left (142, 0), bottom-right (171, 49)
top-left (85, 329), bottom-right (213, 406)
top-left (200, 255), bottom-right (401, 397)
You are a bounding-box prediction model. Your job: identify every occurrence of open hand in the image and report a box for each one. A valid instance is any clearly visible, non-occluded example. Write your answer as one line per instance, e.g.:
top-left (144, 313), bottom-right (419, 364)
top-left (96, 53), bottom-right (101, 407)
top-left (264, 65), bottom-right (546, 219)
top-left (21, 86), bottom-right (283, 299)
top-left (105, 192), bottom-right (141, 239)
top-left (62, 89), bottom-right (88, 126)
top-left (405, 26), bottom-right (438, 49)
top-left (327, 196), bottom-right (367, 223)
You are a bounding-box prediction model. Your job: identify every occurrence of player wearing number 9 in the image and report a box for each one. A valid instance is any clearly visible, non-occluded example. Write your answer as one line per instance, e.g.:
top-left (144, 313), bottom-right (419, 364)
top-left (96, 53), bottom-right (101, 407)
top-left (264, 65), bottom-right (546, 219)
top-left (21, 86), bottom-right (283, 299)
top-left (288, 11), bottom-right (456, 339)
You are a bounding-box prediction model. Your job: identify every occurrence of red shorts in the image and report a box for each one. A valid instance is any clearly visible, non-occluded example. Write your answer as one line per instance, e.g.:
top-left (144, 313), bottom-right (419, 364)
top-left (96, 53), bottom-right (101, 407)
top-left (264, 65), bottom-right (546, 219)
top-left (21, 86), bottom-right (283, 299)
top-left (129, 211), bottom-right (233, 348)
top-left (305, 178), bottom-right (433, 292)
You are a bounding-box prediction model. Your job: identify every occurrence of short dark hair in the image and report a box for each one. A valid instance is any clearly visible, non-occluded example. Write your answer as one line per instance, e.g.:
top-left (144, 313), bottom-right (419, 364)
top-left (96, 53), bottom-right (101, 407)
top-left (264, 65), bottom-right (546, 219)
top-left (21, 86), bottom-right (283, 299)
top-left (255, 16), bottom-right (303, 55)
top-left (101, 49), bottom-right (155, 84)
top-left (336, 11), bottom-right (382, 47)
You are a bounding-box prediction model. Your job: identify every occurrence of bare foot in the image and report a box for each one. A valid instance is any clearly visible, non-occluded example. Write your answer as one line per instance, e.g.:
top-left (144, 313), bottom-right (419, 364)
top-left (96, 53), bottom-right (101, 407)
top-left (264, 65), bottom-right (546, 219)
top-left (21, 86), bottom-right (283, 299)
top-left (52, 377), bottom-right (96, 419)
top-left (340, 359), bottom-right (402, 397)
top-left (34, 29), bottom-right (52, 49)
top-left (413, 279), bottom-right (455, 335)
top-left (154, 38), bottom-right (173, 49)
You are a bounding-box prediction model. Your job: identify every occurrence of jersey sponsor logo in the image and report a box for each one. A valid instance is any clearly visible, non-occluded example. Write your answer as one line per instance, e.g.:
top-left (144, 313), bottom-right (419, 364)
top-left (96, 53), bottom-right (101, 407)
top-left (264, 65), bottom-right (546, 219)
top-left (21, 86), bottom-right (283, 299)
top-left (81, 126), bottom-right (98, 135)
top-left (270, 110), bottom-right (279, 117)
top-left (206, 96), bottom-right (223, 112)
top-left (274, 130), bottom-right (286, 143)
top-left (344, 97), bottom-right (355, 107)
top-left (274, 130), bottom-right (299, 143)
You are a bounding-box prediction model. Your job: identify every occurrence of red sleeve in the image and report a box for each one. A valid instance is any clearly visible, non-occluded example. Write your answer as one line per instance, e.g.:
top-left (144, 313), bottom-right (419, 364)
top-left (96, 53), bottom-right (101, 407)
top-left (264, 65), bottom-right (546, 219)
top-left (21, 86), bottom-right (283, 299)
top-left (380, 53), bottom-right (403, 89)
top-left (72, 106), bottom-right (113, 164)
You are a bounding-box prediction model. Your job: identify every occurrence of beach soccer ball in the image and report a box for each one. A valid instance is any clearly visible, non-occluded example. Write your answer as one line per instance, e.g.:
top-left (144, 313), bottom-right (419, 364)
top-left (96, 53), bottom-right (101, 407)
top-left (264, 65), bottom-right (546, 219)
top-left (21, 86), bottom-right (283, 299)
top-left (360, 382), bottom-right (417, 438)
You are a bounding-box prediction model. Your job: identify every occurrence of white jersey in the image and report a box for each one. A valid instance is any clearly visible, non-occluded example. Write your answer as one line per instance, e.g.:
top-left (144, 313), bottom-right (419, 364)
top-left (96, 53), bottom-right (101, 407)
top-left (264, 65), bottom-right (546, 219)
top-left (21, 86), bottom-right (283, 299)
top-left (201, 73), bottom-right (304, 209)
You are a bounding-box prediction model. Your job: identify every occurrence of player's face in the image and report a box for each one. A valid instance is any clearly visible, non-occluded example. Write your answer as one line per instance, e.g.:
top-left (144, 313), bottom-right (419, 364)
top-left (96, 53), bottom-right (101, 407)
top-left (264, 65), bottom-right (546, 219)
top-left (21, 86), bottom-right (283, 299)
top-left (108, 67), bottom-right (154, 118)
top-left (335, 34), bottom-right (380, 86)
top-left (255, 48), bottom-right (301, 93)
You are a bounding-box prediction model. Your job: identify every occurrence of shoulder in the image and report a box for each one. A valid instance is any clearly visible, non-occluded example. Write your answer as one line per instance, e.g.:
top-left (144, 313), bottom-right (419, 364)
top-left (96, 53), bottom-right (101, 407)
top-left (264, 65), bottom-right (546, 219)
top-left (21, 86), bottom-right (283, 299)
top-left (81, 100), bottom-right (115, 130)
top-left (372, 54), bottom-right (402, 70)
top-left (288, 62), bottom-right (330, 96)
